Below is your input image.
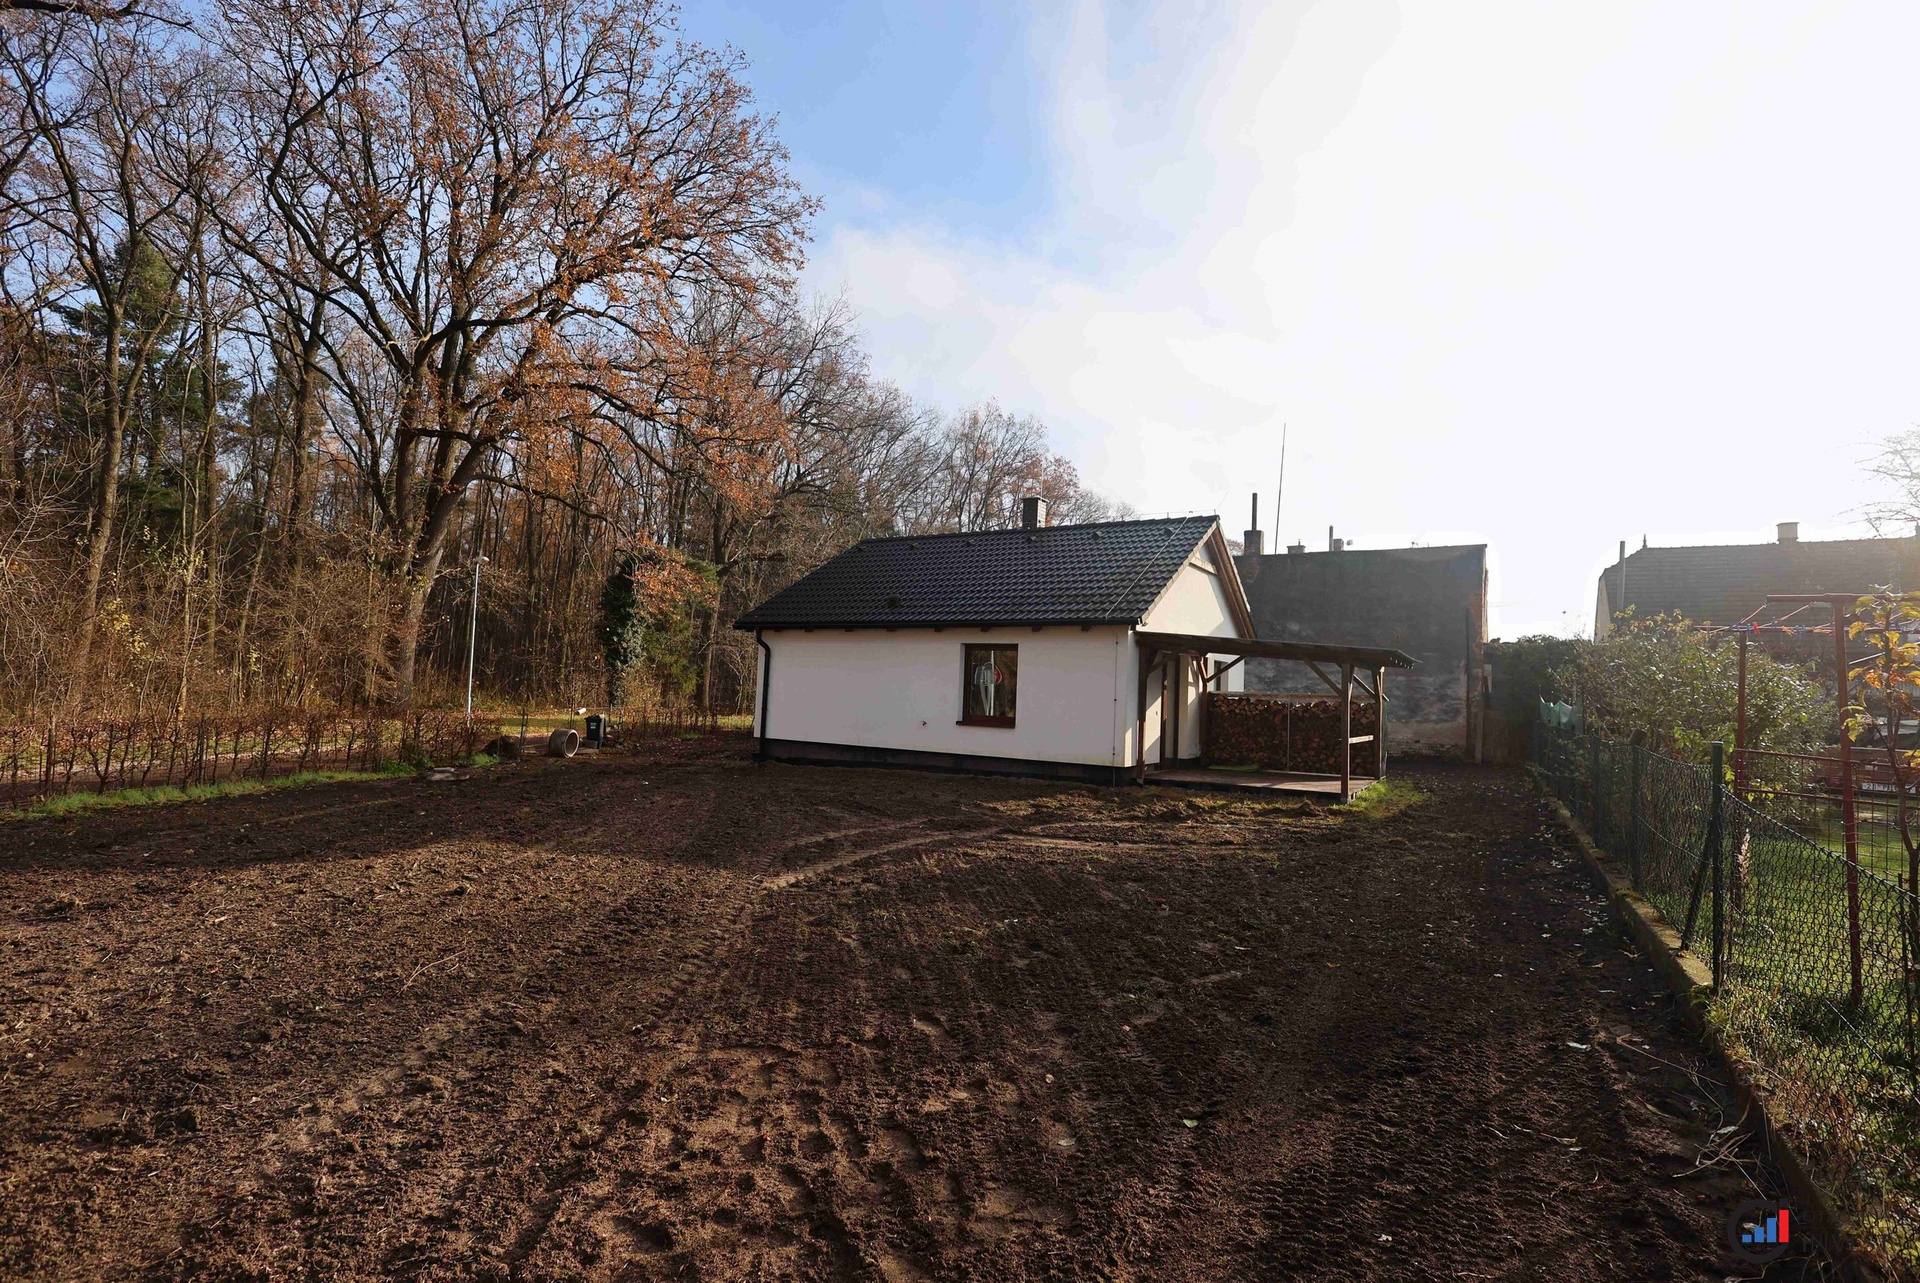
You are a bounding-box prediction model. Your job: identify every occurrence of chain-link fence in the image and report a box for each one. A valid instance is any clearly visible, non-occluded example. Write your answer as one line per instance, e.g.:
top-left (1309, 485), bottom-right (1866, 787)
top-left (1533, 725), bottom-right (1920, 1267)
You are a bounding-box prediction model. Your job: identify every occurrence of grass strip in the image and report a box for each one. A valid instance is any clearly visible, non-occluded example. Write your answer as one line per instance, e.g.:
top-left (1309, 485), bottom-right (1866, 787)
top-left (9, 764), bottom-right (417, 821)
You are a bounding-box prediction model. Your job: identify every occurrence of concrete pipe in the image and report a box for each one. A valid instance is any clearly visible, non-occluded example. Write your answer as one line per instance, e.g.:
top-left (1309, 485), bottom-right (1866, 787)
top-left (547, 728), bottom-right (580, 758)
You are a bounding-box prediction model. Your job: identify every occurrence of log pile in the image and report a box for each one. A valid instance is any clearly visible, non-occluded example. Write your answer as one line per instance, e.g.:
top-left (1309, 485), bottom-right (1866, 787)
top-left (1205, 693), bottom-right (1379, 775)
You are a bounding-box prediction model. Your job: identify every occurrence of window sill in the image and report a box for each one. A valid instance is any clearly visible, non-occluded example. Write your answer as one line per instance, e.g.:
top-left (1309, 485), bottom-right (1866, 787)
top-left (957, 717), bottom-right (1016, 729)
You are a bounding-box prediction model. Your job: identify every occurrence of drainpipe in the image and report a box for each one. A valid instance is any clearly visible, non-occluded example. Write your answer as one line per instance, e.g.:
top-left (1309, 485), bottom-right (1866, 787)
top-left (755, 630), bottom-right (772, 761)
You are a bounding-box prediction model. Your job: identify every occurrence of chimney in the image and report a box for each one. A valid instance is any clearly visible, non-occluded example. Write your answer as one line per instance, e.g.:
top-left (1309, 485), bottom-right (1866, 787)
top-left (1021, 496), bottom-right (1049, 529)
top-left (1287, 541), bottom-right (1306, 554)
top-left (1243, 493), bottom-right (1264, 556)
top-left (1777, 521), bottom-right (1799, 544)
top-left (1331, 538), bottom-right (1346, 553)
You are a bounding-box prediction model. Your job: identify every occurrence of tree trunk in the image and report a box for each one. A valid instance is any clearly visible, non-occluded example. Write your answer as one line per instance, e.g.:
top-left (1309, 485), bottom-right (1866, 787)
top-left (389, 436), bottom-right (492, 705)
top-left (391, 561), bottom-right (440, 707)
top-left (71, 337), bottom-right (126, 693)
top-left (285, 293), bottom-right (325, 571)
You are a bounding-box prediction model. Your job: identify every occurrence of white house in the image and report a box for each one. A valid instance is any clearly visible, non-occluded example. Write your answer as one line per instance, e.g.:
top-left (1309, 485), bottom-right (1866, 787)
top-left (736, 503), bottom-right (1409, 788)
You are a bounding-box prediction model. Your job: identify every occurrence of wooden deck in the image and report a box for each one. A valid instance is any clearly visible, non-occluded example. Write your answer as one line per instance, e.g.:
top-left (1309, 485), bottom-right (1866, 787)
top-left (1149, 767), bottom-right (1381, 800)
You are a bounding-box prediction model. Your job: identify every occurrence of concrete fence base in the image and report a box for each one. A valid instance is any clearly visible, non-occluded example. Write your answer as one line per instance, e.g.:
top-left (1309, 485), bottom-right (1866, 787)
top-left (1531, 773), bottom-right (1887, 1283)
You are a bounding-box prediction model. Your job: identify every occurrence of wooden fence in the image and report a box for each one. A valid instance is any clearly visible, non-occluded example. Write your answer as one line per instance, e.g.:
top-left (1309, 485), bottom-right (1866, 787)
top-left (0, 710), bottom-right (490, 811)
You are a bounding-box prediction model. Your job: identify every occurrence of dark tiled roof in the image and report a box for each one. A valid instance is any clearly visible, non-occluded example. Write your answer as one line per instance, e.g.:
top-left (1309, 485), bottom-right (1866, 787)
top-left (1599, 537), bottom-right (1920, 626)
top-left (735, 516), bottom-right (1220, 630)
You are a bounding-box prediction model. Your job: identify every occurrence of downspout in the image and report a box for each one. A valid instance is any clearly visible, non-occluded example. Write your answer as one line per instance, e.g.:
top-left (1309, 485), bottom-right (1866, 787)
top-left (755, 630), bottom-right (772, 761)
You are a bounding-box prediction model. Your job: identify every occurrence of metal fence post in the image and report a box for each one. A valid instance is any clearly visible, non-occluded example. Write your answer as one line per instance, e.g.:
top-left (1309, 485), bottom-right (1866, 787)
top-left (1709, 740), bottom-right (1725, 990)
top-left (1588, 734), bottom-right (1602, 836)
top-left (1628, 741), bottom-right (1644, 892)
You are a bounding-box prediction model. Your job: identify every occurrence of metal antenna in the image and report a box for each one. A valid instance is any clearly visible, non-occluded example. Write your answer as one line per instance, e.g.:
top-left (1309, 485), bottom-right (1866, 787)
top-left (1276, 423), bottom-right (1287, 534)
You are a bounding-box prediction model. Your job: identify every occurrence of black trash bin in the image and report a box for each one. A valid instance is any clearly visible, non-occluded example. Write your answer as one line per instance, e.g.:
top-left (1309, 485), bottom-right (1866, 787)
top-left (584, 714), bottom-right (612, 749)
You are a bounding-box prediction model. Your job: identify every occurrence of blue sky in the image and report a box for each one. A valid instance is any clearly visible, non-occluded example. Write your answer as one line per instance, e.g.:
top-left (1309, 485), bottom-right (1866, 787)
top-left (675, 2), bottom-right (1920, 639)
top-left (674, 3), bottom-right (1054, 239)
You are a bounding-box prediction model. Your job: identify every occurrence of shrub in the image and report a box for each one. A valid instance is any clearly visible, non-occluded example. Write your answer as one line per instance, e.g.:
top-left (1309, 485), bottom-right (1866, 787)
top-left (1555, 612), bottom-right (1828, 767)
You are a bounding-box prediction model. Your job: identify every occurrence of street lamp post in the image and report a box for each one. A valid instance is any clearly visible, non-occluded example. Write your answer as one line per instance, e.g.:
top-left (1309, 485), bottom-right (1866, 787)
top-left (466, 555), bottom-right (488, 719)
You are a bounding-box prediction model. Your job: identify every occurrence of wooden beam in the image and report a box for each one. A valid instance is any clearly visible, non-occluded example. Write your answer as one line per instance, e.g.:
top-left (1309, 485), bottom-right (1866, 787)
top-left (1303, 660), bottom-right (1344, 698)
top-left (1206, 526), bottom-right (1258, 640)
top-left (1133, 629), bottom-right (1416, 670)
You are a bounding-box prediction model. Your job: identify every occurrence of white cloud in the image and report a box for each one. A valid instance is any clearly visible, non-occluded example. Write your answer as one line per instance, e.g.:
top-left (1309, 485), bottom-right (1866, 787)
top-left (808, 0), bottom-right (1920, 635)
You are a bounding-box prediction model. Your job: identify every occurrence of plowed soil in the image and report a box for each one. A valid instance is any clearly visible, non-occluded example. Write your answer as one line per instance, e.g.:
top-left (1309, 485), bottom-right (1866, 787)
top-left (2, 738), bottom-right (1826, 1280)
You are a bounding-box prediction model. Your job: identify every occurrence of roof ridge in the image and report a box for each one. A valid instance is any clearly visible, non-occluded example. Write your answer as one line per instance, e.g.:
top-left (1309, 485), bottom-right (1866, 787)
top-left (1631, 536), bottom-right (1916, 554)
top-left (1246, 543), bottom-right (1488, 556)
top-left (852, 513), bottom-right (1216, 548)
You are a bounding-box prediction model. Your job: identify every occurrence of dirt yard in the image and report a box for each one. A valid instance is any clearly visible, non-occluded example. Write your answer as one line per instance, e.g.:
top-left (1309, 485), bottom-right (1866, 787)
top-left (2, 737), bottom-right (1826, 1281)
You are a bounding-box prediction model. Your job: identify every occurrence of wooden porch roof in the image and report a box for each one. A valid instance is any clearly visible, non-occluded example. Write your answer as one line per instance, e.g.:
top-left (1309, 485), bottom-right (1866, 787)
top-left (1132, 630), bottom-right (1417, 670)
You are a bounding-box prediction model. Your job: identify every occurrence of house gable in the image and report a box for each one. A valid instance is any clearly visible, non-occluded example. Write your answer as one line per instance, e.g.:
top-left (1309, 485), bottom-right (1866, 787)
top-left (1139, 525), bottom-right (1253, 639)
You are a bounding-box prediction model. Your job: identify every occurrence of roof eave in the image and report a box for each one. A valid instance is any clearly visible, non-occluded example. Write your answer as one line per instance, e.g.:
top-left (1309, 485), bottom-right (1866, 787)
top-left (733, 617), bottom-right (1142, 633)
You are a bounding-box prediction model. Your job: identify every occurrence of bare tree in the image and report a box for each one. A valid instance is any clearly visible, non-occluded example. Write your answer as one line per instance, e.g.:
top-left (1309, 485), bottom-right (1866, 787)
top-left (0, 0), bottom-right (1130, 721)
top-left (2, 1), bottom-right (149, 20)
top-left (224, 0), bottom-right (812, 703)
top-left (1, 12), bottom-right (194, 687)
top-left (1865, 429), bottom-right (1920, 535)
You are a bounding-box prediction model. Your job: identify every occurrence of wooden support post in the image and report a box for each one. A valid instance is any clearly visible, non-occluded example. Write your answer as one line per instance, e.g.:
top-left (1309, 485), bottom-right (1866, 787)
top-left (1193, 656), bottom-right (1208, 764)
top-left (1159, 653), bottom-right (1175, 760)
top-left (1340, 661), bottom-right (1354, 803)
top-left (1374, 664), bottom-right (1387, 778)
top-left (1158, 652), bottom-right (1172, 769)
top-left (1136, 647), bottom-right (1153, 784)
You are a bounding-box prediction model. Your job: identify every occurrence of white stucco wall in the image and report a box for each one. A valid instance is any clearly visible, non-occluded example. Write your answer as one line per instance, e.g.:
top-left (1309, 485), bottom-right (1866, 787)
top-left (751, 539), bottom-right (1256, 770)
top-left (1135, 555), bottom-right (1249, 762)
top-left (1142, 552), bottom-right (1241, 637)
top-left (756, 626), bottom-right (1133, 766)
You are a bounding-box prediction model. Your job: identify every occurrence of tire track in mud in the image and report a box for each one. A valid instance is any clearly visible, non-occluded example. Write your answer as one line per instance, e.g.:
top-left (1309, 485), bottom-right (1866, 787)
top-left (495, 815), bottom-right (1060, 1278)
top-left (543, 811), bottom-right (1309, 1282)
top-left (178, 812), bottom-right (959, 1274)
top-left (169, 804), bottom-right (1027, 1279)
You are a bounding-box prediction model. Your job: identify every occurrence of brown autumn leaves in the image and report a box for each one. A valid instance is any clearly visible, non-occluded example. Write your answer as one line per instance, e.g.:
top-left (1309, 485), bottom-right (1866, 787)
top-left (0, 0), bottom-right (1120, 720)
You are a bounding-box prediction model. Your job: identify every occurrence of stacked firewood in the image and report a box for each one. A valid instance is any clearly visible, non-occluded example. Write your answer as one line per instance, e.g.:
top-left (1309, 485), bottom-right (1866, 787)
top-left (1204, 694), bottom-right (1379, 775)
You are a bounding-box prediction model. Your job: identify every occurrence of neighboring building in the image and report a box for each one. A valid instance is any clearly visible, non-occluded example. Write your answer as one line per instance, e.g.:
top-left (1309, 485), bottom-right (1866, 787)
top-left (1593, 522), bottom-right (1920, 637)
top-left (1234, 540), bottom-right (1489, 758)
top-left (736, 504), bottom-right (1414, 786)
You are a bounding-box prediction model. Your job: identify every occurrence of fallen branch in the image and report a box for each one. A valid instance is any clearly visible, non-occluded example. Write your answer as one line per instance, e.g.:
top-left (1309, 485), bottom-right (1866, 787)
top-left (402, 951), bottom-right (466, 990)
